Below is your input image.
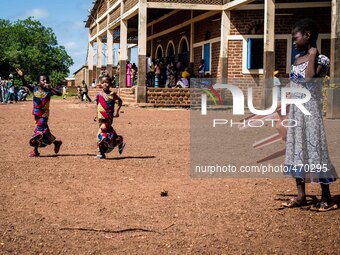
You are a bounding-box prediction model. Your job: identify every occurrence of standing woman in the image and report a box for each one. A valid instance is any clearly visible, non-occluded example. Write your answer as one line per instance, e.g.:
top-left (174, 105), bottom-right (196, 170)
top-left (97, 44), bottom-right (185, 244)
top-left (282, 19), bottom-right (338, 211)
top-left (154, 59), bottom-right (161, 88)
top-left (126, 60), bottom-right (132, 88)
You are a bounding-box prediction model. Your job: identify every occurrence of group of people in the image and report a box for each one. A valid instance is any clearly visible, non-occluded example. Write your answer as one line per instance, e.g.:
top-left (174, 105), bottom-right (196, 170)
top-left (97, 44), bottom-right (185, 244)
top-left (8, 18), bottom-right (338, 212)
top-left (101, 58), bottom-right (206, 89)
top-left (16, 68), bottom-right (125, 160)
top-left (75, 80), bottom-right (92, 102)
top-left (126, 61), bottom-right (138, 88)
top-left (0, 74), bottom-right (30, 103)
top-left (145, 57), bottom-right (209, 89)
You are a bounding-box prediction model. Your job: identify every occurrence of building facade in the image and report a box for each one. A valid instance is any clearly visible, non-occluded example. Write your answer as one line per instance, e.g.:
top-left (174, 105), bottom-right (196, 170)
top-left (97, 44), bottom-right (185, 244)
top-left (84, 0), bottom-right (340, 107)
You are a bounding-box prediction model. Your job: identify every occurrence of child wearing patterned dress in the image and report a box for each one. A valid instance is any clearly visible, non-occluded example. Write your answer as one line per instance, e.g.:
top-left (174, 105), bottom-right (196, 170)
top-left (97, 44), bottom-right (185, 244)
top-left (16, 68), bottom-right (62, 157)
top-left (96, 75), bottom-right (125, 159)
top-left (282, 19), bottom-right (338, 211)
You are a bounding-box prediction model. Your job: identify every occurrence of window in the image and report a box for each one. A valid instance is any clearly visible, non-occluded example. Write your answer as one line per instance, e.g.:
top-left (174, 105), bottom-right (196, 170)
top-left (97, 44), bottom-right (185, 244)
top-left (203, 43), bottom-right (211, 73)
top-left (156, 45), bottom-right (163, 60)
top-left (247, 38), bottom-right (263, 69)
top-left (166, 42), bottom-right (175, 64)
top-left (178, 37), bottom-right (189, 67)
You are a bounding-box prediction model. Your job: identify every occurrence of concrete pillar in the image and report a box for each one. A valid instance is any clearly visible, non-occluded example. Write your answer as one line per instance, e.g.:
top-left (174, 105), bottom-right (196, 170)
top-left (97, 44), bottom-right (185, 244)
top-left (137, 0), bottom-right (147, 103)
top-left (119, 19), bottom-right (128, 88)
top-left (128, 47), bottom-right (132, 61)
top-left (327, 0), bottom-right (340, 118)
top-left (96, 36), bottom-right (103, 81)
top-left (262, 0), bottom-right (275, 108)
top-left (87, 41), bottom-right (94, 86)
top-left (107, 29), bottom-right (113, 77)
top-left (330, 0), bottom-right (340, 79)
top-left (190, 10), bottom-right (194, 72)
top-left (219, 10), bottom-right (230, 81)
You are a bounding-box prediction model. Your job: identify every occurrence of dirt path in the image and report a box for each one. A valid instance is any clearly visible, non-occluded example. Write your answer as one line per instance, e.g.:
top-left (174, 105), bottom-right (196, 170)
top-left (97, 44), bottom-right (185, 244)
top-left (0, 99), bottom-right (339, 254)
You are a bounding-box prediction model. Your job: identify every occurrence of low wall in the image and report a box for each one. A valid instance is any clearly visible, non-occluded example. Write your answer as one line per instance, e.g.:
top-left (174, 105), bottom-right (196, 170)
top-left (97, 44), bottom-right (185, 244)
top-left (147, 88), bottom-right (191, 107)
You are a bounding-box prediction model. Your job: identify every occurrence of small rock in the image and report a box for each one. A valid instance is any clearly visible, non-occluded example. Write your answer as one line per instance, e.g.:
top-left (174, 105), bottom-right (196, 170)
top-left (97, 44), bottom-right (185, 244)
top-left (161, 190), bottom-right (168, 197)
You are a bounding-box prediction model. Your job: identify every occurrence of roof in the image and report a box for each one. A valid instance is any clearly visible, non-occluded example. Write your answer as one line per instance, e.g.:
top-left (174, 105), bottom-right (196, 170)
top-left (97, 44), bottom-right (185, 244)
top-left (85, 0), bottom-right (101, 28)
top-left (73, 65), bottom-right (87, 75)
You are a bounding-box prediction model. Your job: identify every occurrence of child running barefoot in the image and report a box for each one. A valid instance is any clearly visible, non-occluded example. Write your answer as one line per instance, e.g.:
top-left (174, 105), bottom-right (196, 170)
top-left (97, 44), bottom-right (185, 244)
top-left (96, 75), bottom-right (125, 159)
top-left (16, 68), bottom-right (62, 157)
top-left (282, 19), bottom-right (338, 211)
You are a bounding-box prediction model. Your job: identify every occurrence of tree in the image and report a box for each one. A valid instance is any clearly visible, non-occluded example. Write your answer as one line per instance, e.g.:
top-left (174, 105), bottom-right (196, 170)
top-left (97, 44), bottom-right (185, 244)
top-left (0, 17), bottom-right (74, 86)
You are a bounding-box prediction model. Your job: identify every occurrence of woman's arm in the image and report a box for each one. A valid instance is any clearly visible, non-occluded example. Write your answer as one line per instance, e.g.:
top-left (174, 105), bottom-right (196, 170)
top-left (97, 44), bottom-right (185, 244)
top-left (305, 47), bottom-right (318, 80)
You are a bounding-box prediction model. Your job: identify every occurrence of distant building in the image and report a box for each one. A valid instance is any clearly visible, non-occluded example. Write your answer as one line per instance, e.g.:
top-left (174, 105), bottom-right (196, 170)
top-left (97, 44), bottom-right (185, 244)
top-left (64, 77), bottom-right (75, 87)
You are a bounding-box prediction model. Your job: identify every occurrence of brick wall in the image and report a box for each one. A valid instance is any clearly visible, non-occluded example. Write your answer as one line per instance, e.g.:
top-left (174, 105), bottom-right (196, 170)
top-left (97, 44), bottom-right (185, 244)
top-left (142, 5), bottom-right (332, 107)
top-left (149, 25), bottom-right (191, 61)
top-left (227, 41), bottom-right (243, 78)
top-left (147, 88), bottom-right (190, 106)
top-left (230, 8), bottom-right (331, 35)
top-left (194, 13), bottom-right (221, 43)
top-left (152, 11), bottom-right (191, 35)
top-left (211, 42), bottom-right (220, 78)
top-left (194, 47), bottom-right (202, 75)
top-left (74, 69), bottom-right (85, 87)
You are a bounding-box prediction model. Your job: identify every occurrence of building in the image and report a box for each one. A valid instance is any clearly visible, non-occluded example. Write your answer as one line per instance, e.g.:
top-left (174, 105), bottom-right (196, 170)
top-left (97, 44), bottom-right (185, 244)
top-left (84, 0), bottom-right (340, 109)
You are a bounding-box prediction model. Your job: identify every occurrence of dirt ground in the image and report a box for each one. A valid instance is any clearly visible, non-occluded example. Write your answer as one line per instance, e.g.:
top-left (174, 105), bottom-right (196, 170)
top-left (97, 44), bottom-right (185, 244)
top-left (0, 99), bottom-right (339, 254)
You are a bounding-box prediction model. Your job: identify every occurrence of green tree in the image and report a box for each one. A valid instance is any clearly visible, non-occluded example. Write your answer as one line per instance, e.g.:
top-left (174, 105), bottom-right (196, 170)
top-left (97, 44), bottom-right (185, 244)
top-left (0, 17), bottom-right (73, 86)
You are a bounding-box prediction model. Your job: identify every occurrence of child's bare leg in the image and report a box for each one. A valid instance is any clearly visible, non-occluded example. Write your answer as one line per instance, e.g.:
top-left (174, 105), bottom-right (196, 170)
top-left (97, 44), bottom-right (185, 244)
top-left (29, 139), bottom-right (40, 157)
top-left (53, 140), bottom-right (62, 154)
top-left (96, 144), bottom-right (107, 159)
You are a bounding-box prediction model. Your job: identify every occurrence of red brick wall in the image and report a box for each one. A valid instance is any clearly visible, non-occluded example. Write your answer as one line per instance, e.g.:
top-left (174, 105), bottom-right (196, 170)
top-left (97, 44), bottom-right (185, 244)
top-left (227, 41), bottom-right (243, 78)
top-left (152, 11), bottom-right (191, 35)
top-left (150, 25), bottom-right (191, 61)
top-left (147, 88), bottom-right (190, 106)
top-left (211, 42), bottom-right (220, 78)
top-left (230, 8), bottom-right (331, 35)
top-left (194, 47), bottom-right (202, 76)
top-left (194, 14), bottom-right (221, 43)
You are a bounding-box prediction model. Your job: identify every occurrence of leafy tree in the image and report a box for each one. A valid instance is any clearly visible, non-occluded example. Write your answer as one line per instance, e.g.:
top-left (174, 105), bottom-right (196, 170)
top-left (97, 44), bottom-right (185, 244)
top-left (0, 17), bottom-right (73, 87)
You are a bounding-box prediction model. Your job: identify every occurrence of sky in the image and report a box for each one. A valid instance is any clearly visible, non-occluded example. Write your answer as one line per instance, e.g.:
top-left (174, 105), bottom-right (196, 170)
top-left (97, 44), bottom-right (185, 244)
top-left (2, 0), bottom-right (94, 76)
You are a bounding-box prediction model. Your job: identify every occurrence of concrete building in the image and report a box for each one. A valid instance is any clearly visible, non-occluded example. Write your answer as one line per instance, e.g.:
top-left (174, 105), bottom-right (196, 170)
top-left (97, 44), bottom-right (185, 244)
top-left (84, 0), bottom-right (340, 110)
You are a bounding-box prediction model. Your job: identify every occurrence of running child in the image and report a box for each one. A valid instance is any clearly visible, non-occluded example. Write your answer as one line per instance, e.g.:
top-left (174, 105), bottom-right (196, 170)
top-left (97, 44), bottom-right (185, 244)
top-left (16, 68), bottom-right (62, 157)
top-left (96, 75), bottom-right (125, 159)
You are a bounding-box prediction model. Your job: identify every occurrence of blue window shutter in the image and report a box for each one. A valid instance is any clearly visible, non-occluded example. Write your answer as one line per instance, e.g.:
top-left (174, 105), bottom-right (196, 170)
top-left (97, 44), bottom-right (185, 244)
top-left (247, 38), bottom-right (252, 69)
top-left (204, 43), bottom-right (210, 72)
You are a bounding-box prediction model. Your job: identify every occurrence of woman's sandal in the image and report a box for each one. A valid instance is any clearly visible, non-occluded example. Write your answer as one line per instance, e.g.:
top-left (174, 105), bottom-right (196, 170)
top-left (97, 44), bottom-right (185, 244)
top-left (282, 197), bottom-right (307, 208)
top-left (310, 201), bottom-right (338, 212)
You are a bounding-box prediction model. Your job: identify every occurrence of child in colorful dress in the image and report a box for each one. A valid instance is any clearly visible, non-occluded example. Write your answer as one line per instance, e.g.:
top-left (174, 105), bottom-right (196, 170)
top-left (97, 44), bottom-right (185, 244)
top-left (282, 19), bottom-right (338, 211)
top-left (16, 68), bottom-right (62, 157)
top-left (96, 75), bottom-right (125, 159)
